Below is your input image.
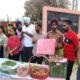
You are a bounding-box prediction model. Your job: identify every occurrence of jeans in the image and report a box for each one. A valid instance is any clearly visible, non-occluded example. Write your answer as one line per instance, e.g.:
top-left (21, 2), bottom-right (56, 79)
top-left (0, 46), bottom-right (3, 58)
top-left (31, 56), bottom-right (43, 64)
top-left (66, 61), bottom-right (74, 80)
top-left (8, 53), bottom-right (20, 61)
top-left (77, 67), bottom-right (80, 80)
top-left (21, 47), bottom-right (33, 62)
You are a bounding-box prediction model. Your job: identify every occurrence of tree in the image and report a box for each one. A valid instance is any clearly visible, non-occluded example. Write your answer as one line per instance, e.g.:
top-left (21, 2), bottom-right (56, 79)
top-left (24, 0), bottom-right (70, 21)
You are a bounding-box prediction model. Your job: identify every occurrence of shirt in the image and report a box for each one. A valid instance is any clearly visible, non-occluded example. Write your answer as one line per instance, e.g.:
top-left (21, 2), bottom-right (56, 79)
top-left (63, 30), bottom-right (79, 61)
top-left (22, 24), bottom-right (35, 47)
top-left (32, 32), bottom-right (46, 55)
top-left (0, 33), bottom-right (8, 47)
top-left (16, 29), bottom-right (22, 39)
top-left (8, 36), bottom-right (20, 55)
top-left (16, 29), bottom-right (23, 51)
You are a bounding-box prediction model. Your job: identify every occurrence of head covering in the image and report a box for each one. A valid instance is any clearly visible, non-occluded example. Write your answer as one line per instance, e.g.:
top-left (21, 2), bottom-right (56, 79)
top-left (15, 20), bottom-right (22, 27)
top-left (21, 17), bottom-right (31, 24)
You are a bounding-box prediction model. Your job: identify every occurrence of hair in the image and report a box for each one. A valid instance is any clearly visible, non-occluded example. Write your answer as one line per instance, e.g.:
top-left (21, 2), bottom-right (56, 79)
top-left (36, 23), bottom-right (42, 29)
top-left (50, 18), bottom-right (58, 26)
top-left (8, 23), bottom-right (14, 26)
top-left (16, 21), bottom-right (22, 27)
top-left (0, 25), bottom-right (5, 33)
top-left (63, 20), bottom-right (72, 26)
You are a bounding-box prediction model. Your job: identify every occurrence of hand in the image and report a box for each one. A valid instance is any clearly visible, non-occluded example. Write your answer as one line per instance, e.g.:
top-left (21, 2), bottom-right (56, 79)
top-left (32, 39), bottom-right (37, 44)
top-left (9, 50), bottom-right (13, 56)
top-left (23, 32), bottom-right (29, 35)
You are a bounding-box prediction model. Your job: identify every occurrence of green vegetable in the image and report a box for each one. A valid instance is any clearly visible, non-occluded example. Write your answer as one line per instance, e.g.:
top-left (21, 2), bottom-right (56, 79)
top-left (2, 60), bottom-right (16, 66)
top-left (32, 67), bottom-right (40, 71)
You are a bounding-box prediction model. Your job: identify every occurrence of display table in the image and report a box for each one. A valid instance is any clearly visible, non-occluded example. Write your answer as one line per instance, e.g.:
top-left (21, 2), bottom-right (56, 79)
top-left (0, 58), bottom-right (66, 80)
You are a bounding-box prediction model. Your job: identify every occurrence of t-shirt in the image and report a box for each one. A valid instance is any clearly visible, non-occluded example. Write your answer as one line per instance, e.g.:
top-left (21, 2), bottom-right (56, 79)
top-left (16, 29), bottom-right (22, 39)
top-left (0, 33), bottom-right (8, 47)
top-left (32, 32), bottom-right (46, 55)
top-left (22, 24), bottom-right (35, 47)
top-left (8, 36), bottom-right (20, 55)
top-left (63, 30), bottom-right (79, 61)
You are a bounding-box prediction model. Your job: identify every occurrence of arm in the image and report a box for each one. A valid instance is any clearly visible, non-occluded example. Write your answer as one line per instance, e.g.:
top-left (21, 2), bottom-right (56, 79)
top-left (32, 37), bottom-right (37, 44)
top-left (23, 31), bottom-right (33, 37)
top-left (8, 47), bottom-right (13, 56)
top-left (10, 46), bottom-right (18, 53)
top-left (57, 34), bottom-right (63, 49)
top-left (22, 26), bottom-right (33, 38)
top-left (1, 36), bottom-right (8, 47)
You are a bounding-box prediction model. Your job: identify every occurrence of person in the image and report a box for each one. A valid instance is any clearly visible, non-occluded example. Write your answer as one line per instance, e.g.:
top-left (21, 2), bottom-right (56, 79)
top-left (32, 23), bottom-right (46, 64)
top-left (21, 17), bottom-right (35, 62)
top-left (0, 26), bottom-right (8, 58)
top-left (47, 18), bottom-right (63, 55)
top-left (7, 28), bottom-right (20, 61)
top-left (15, 21), bottom-right (23, 56)
top-left (62, 20), bottom-right (79, 80)
top-left (16, 21), bottom-right (22, 38)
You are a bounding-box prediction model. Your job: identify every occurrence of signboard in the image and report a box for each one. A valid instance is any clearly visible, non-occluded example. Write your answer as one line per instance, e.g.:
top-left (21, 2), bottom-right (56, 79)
top-left (42, 6), bottom-right (80, 34)
top-left (36, 39), bottom-right (56, 55)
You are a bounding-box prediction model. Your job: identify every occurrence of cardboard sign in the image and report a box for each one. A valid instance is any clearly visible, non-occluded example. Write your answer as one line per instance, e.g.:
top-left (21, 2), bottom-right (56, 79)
top-left (36, 39), bottom-right (56, 55)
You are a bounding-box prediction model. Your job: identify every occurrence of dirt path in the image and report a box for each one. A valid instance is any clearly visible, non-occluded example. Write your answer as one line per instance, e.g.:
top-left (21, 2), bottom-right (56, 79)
top-left (71, 64), bottom-right (78, 80)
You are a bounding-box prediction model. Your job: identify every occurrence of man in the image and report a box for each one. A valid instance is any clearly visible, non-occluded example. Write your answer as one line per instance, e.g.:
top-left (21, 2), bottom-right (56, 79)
top-left (16, 20), bottom-right (22, 38)
top-left (15, 21), bottom-right (22, 60)
top-left (47, 18), bottom-right (63, 55)
top-left (21, 17), bottom-right (35, 62)
top-left (62, 20), bottom-right (79, 80)
top-left (32, 22), bottom-right (46, 64)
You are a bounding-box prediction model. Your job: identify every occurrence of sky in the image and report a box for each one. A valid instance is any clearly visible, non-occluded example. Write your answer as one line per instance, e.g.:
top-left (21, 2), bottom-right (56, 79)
top-left (0, 0), bottom-right (26, 21)
top-left (0, 0), bottom-right (80, 21)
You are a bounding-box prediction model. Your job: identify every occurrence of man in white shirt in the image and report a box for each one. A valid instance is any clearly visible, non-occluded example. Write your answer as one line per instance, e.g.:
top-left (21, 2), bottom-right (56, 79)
top-left (21, 17), bottom-right (35, 62)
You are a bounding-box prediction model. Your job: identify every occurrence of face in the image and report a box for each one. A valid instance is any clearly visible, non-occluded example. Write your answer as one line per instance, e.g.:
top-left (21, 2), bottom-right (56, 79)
top-left (24, 23), bottom-right (29, 27)
top-left (35, 24), bottom-right (41, 33)
top-left (8, 28), bottom-right (15, 36)
top-left (51, 22), bottom-right (57, 31)
top-left (18, 24), bottom-right (22, 31)
top-left (63, 22), bottom-right (69, 32)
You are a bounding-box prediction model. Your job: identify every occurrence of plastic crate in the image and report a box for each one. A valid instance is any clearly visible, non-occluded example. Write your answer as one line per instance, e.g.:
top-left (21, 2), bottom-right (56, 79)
top-left (50, 62), bottom-right (67, 78)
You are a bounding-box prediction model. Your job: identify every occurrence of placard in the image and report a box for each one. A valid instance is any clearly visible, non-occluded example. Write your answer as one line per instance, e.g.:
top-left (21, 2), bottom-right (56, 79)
top-left (36, 39), bottom-right (56, 55)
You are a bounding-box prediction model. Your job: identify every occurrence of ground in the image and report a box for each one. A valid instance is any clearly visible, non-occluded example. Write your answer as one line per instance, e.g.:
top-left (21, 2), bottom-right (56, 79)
top-left (71, 63), bottom-right (78, 80)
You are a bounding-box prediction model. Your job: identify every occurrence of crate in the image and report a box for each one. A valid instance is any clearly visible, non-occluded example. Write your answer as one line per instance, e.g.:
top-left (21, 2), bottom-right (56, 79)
top-left (50, 61), bottom-right (67, 78)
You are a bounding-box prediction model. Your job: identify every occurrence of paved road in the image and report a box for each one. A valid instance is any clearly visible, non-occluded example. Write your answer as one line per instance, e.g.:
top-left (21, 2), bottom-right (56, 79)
top-left (71, 64), bottom-right (78, 80)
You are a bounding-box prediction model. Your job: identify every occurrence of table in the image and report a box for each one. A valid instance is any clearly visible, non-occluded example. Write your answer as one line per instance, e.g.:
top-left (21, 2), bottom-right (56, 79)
top-left (0, 58), bottom-right (66, 80)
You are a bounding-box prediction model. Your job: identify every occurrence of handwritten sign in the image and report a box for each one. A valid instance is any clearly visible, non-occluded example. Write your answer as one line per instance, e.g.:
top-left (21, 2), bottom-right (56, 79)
top-left (36, 39), bottom-right (56, 55)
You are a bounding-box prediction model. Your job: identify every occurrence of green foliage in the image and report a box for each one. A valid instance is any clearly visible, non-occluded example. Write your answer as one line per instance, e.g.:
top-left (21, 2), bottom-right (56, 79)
top-left (24, 0), bottom-right (70, 21)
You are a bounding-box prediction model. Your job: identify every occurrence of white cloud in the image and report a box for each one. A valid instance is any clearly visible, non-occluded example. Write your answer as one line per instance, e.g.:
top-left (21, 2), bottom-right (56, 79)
top-left (0, 0), bottom-right (26, 21)
top-left (0, 0), bottom-right (80, 21)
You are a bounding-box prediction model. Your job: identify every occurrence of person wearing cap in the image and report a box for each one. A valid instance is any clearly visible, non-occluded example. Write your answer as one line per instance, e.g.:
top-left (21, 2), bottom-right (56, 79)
top-left (62, 20), bottom-right (79, 80)
top-left (15, 21), bottom-right (23, 60)
top-left (21, 17), bottom-right (35, 62)
top-left (47, 18), bottom-right (63, 55)
top-left (16, 21), bottom-right (22, 39)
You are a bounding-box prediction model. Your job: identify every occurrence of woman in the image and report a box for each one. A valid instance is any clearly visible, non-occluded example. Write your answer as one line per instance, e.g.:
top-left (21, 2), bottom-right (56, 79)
top-left (0, 26), bottom-right (8, 58)
top-left (7, 28), bottom-right (20, 61)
